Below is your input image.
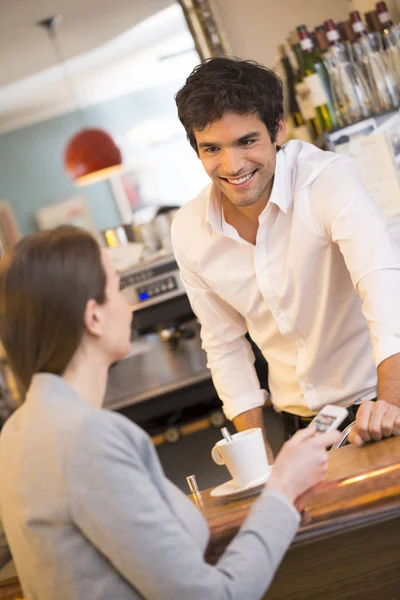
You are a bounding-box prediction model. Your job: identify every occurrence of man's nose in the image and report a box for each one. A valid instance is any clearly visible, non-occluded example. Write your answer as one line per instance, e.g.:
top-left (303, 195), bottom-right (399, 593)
top-left (220, 149), bottom-right (244, 176)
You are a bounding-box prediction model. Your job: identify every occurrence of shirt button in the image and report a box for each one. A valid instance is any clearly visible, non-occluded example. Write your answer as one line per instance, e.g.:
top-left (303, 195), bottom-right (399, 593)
top-left (305, 384), bottom-right (313, 390)
top-left (274, 309), bottom-right (282, 317)
top-left (296, 340), bottom-right (305, 348)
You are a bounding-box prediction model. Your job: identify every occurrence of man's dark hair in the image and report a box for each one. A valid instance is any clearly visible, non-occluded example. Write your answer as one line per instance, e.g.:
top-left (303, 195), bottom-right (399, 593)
top-left (0, 226), bottom-right (106, 391)
top-left (175, 57), bottom-right (284, 153)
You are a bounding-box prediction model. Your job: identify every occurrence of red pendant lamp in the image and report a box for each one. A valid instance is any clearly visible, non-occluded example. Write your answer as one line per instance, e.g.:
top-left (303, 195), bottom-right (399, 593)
top-left (64, 128), bottom-right (122, 186)
top-left (38, 16), bottom-right (122, 186)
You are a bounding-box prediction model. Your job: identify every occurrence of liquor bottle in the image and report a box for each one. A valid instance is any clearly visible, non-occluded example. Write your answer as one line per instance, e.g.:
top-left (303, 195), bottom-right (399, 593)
top-left (365, 11), bottom-right (381, 33)
top-left (324, 19), bottom-right (374, 123)
top-left (375, 1), bottom-right (400, 88)
top-left (336, 21), bottom-right (356, 44)
top-left (278, 45), bottom-right (304, 128)
top-left (314, 26), bottom-right (344, 127)
top-left (287, 31), bottom-right (320, 138)
top-left (314, 26), bottom-right (329, 53)
top-left (297, 25), bottom-right (336, 134)
top-left (376, 1), bottom-right (395, 30)
top-left (324, 19), bottom-right (343, 46)
top-left (375, 2), bottom-right (400, 46)
top-left (350, 10), bottom-right (400, 110)
top-left (278, 44), bottom-right (313, 142)
top-left (350, 11), bottom-right (368, 38)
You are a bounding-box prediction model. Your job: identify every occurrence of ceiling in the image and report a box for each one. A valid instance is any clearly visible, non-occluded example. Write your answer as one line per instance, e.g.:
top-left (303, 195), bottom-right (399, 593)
top-left (0, 0), bottom-right (199, 133)
top-left (0, 0), bottom-right (174, 87)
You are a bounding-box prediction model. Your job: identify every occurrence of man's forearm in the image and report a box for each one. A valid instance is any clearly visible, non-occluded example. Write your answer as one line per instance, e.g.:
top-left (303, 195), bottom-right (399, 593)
top-left (233, 407), bottom-right (274, 462)
top-left (377, 353), bottom-right (400, 406)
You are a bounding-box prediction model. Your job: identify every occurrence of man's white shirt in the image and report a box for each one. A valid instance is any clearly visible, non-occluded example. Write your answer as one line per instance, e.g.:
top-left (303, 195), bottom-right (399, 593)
top-left (171, 140), bottom-right (400, 419)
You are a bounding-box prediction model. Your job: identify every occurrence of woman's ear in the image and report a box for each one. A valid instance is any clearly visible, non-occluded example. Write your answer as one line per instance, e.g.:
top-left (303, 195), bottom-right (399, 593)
top-left (83, 299), bottom-right (103, 337)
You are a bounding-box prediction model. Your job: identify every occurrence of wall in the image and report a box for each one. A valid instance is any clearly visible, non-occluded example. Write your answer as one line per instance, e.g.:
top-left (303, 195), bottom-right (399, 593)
top-left (0, 111), bottom-right (120, 236)
top-left (214, 0), bottom-right (350, 67)
top-left (0, 4), bottom-right (207, 237)
top-left (0, 76), bottom-right (208, 236)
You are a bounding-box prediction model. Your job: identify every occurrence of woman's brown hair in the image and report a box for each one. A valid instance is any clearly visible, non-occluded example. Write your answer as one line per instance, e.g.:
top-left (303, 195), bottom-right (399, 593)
top-left (0, 226), bottom-right (106, 392)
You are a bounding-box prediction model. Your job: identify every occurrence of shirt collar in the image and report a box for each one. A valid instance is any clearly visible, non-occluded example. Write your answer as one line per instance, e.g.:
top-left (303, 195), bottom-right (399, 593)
top-left (205, 146), bottom-right (290, 234)
top-left (206, 184), bottom-right (223, 235)
top-left (265, 148), bottom-right (288, 215)
top-left (26, 373), bottom-right (85, 406)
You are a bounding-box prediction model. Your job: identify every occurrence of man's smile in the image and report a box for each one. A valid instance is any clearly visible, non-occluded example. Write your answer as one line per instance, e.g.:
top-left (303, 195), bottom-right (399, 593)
top-left (219, 170), bottom-right (257, 188)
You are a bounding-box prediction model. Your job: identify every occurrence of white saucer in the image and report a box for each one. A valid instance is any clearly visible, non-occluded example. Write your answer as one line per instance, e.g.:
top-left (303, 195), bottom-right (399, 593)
top-left (210, 468), bottom-right (272, 500)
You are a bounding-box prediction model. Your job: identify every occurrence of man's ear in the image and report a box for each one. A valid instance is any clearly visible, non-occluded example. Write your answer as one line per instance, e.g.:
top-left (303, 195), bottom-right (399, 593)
top-left (275, 118), bottom-right (287, 146)
top-left (83, 299), bottom-right (103, 337)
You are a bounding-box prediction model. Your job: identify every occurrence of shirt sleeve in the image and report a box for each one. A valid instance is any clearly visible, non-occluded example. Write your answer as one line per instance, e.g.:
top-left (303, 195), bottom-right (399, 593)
top-left (171, 226), bottom-right (266, 420)
top-left (312, 158), bottom-right (400, 367)
top-left (68, 412), bottom-right (299, 600)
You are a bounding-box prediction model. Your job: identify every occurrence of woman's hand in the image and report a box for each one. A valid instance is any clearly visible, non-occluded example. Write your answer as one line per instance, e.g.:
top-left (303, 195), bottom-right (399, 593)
top-left (267, 426), bottom-right (341, 503)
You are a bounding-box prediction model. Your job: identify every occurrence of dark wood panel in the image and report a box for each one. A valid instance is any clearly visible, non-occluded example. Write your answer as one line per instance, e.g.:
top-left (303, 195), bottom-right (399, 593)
top-left (264, 517), bottom-right (400, 600)
top-left (0, 579), bottom-right (23, 600)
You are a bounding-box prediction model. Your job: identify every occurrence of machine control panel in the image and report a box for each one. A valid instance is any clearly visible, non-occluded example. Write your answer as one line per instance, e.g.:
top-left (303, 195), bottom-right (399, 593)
top-left (136, 276), bottom-right (178, 301)
top-left (119, 254), bottom-right (185, 311)
top-left (120, 259), bottom-right (177, 290)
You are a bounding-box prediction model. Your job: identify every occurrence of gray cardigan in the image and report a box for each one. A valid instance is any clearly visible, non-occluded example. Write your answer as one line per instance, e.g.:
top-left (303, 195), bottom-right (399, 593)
top-left (0, 374), bottom-right (299, 599)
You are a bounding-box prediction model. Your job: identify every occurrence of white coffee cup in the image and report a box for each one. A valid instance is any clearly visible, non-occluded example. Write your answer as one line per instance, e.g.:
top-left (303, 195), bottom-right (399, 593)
top-left (211, 427), bottom-right (270, 488)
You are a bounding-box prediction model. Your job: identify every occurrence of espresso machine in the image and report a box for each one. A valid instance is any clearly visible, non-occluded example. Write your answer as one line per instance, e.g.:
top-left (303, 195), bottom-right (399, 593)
top-left (104, 252), bottom-right (223, 438)
top-left (119, 252), bottom-right (195, 338)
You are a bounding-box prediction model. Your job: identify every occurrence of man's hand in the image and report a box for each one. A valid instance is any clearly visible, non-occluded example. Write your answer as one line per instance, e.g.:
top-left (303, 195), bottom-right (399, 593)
top-left (233, 407), bottom-right (274, 463)
top-left (348, 400), bottom-right (400, 447)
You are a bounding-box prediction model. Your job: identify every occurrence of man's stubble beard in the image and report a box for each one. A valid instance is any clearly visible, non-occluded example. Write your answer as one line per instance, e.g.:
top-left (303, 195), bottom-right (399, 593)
top-left (220, 181), bottom-right (265, 209)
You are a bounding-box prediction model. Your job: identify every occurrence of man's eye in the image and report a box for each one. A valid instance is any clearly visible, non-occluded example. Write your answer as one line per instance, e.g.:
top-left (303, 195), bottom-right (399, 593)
top-left (204, 147), bottom-right (219, 154)
top-left (240, 139), bottom-right (255, 146)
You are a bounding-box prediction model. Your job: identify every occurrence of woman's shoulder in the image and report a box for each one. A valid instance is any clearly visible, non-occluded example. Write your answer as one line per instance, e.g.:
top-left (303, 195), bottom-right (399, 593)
top-left (67, 408), bottom-right (165, 490)
top-left (74, 409), bottom-right (150, 452)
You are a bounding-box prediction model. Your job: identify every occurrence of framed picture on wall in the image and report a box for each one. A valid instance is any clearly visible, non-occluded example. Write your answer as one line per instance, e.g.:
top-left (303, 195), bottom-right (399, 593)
top-left (109, 169), bottom-right (145, 224)
top-left (0, 200), bottom-right (21, 253)
top-left (36, 197), bottom-right (98, 237)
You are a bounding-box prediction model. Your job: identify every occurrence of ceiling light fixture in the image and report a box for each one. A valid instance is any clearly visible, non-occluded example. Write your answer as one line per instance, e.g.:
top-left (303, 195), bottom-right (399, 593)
top-left (38, 16), bottom-right (123, 186)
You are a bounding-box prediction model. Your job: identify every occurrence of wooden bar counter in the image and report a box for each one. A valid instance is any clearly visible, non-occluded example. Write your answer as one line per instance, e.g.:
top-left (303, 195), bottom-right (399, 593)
top-left (2, 437), bottom-right (400, 599)
top-left (193, 436), bottom-right (400, 599)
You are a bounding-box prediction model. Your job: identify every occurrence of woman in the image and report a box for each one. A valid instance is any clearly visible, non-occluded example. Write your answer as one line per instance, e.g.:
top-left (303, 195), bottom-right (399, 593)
top-left (0, 226), bottom-right (339, 600)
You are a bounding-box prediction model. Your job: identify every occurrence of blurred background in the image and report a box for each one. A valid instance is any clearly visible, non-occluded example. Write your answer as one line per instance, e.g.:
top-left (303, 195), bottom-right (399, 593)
top-left (1, 0), bottom-right (400, 494)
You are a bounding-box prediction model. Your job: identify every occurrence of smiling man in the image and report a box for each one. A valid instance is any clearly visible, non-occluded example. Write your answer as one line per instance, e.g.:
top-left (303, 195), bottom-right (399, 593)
top-left (171, 57), bottom-right (400, 459)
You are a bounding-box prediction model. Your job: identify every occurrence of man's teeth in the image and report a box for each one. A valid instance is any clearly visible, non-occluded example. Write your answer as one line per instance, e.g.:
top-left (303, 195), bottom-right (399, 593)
top-left (227, 172), bottom-right (254, 185)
